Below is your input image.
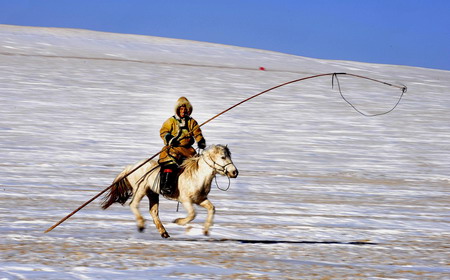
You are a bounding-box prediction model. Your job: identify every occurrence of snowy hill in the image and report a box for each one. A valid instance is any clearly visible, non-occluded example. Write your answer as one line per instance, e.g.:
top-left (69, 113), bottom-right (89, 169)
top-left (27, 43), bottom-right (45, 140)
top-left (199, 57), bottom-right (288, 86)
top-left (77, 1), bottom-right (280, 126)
top-left (1, 24), bottom-right (449, 279)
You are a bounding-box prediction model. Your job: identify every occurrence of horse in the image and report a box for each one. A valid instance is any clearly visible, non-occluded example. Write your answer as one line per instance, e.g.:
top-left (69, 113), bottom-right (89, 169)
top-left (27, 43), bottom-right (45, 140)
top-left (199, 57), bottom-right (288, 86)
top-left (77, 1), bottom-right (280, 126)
top-left (101, 145), bottom-right (238, 238)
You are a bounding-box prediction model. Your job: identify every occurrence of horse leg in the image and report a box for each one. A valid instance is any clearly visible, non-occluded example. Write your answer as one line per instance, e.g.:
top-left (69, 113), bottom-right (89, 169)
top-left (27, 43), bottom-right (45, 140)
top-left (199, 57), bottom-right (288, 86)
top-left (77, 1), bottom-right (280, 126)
top-left (173, 201), bottom-right (196, 226)
top-left (199, 199), bottom-right (215, 236)
top-left (147, 191), bottom-right (170, 238)
top-left (129, 190), bottom-right (146, 232)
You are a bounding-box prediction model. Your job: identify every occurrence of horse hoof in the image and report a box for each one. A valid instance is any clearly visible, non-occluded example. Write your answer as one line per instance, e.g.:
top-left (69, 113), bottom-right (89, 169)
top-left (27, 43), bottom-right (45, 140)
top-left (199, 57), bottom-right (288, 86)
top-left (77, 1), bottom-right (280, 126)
top-left (138, 226), bottom-right (145, 233)
top-left (203, 230), bottom-right (210, 236)
top-left (173, 218), bottom-right (182, 225)
top-left (161, 232), bottom-right (170, 238)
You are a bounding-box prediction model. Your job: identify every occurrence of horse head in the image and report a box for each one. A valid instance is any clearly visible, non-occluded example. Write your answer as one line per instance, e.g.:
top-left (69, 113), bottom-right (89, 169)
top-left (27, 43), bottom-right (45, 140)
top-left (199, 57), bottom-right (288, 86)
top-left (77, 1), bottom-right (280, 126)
top-left (204, 145), bottom-right (238, 178)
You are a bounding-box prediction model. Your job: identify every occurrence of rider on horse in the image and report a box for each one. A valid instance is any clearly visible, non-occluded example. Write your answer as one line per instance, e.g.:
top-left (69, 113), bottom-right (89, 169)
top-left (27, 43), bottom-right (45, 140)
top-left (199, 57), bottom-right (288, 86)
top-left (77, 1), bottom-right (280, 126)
top-left (158, 97), bottom-right (206, 196)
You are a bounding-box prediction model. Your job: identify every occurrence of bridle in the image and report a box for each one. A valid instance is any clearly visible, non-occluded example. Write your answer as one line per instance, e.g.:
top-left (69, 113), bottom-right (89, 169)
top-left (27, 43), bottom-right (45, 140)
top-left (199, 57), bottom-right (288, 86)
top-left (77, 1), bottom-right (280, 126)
top-left (201, 152), bottom-right (234, 191)
top-left (201, 152), bottom-right (234, 177)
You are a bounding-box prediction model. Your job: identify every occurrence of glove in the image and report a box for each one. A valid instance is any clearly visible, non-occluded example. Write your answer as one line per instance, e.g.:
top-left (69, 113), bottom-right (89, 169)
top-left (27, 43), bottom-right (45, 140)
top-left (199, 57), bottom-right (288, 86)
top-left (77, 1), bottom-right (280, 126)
top-left (168, 137), bottom-right (180, 147)
top-left (198, 139), bottom-right (206, 149)
top-left (165, 134), bottom-right (179, 146)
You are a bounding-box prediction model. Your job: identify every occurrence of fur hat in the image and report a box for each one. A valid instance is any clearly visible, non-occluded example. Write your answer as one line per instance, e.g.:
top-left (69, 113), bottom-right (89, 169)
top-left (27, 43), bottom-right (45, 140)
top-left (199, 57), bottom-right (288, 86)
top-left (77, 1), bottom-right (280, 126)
top-left (174, 96), bottom-right (193, 117)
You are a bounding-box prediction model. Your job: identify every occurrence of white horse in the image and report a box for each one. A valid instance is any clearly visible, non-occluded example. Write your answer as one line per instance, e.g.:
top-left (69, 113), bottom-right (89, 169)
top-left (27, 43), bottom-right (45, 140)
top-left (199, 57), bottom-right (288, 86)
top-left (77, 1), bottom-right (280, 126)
top-left (101, 145), bottom-right (238, 238)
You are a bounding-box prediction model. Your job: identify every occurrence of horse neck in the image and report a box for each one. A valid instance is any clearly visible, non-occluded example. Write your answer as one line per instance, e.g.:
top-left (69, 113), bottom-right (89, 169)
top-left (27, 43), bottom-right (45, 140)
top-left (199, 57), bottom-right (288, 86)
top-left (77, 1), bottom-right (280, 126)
top-left (179, 154), bottom-right (216, 193)
top-left (197, 154), bottom-right (217, 185)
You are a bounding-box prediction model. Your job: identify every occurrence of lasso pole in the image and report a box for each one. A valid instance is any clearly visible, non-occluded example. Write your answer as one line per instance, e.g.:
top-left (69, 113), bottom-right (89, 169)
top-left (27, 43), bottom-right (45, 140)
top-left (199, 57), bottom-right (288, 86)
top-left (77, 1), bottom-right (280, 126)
top-left (44, 72), bottom-right (406, 233)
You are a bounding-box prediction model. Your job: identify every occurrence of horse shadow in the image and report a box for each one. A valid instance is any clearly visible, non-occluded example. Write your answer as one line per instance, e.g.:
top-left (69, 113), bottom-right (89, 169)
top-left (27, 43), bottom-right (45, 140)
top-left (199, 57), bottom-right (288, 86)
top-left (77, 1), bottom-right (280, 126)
top-left (169, 238), bottom-right (378, 245)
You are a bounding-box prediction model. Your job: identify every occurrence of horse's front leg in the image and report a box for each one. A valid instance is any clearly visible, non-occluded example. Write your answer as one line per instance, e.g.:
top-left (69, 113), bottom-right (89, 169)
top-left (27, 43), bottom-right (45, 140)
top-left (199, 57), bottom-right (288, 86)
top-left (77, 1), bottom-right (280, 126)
top-left (147, 191), bottom-right (170, 238)
top-left (199, 199), bottom-right (215, 236)
top-left (173, 201), bottom-right (196, 226)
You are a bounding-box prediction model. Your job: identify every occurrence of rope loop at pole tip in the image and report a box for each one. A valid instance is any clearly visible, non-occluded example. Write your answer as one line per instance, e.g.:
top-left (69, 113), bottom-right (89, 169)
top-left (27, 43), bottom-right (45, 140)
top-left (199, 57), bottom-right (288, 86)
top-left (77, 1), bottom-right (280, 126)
top-left (329, 72), bottom-right (406, 117)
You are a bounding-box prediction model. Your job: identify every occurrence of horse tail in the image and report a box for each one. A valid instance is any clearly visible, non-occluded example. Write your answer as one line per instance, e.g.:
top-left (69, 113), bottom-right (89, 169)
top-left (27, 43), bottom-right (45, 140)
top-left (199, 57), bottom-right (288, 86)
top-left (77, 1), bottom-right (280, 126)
top-left (101, 167), bottom-right (134, 210)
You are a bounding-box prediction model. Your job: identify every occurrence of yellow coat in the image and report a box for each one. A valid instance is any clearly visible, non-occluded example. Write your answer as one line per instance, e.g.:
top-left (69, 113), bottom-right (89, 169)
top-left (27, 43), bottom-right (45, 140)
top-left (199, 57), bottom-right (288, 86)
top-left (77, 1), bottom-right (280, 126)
top-left (159, 97), bottom-right (205, 165)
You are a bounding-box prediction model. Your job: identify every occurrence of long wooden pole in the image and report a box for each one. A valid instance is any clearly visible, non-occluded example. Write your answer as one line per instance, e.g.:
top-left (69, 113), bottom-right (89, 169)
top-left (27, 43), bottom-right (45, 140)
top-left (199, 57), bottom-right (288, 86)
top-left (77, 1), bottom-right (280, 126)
top-left (44, 72), bottom-right (406, 233)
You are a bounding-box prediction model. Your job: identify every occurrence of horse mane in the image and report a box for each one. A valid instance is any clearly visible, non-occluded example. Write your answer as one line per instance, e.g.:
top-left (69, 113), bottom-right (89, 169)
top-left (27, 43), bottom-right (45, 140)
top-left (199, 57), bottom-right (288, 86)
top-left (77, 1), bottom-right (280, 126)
top-left (181, 153), bottom-right (201, 177)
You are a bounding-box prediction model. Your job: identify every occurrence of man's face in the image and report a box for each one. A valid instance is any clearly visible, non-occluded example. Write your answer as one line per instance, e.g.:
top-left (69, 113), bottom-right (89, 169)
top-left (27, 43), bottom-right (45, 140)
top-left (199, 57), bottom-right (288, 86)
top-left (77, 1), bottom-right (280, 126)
top-left (179, 106), bottom-right (187, 118)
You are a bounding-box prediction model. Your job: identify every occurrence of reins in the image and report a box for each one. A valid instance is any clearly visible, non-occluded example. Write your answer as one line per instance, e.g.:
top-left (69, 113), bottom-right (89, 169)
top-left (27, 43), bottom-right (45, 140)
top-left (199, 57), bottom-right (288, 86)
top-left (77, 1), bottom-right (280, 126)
top-left (214, 176), bottom-right (231, 192)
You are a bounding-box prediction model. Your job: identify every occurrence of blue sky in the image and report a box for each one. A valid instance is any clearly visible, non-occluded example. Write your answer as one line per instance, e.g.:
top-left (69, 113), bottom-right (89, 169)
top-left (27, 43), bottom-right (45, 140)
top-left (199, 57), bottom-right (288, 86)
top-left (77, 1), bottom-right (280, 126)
top-left (1, 0), bottom-right (449, 70)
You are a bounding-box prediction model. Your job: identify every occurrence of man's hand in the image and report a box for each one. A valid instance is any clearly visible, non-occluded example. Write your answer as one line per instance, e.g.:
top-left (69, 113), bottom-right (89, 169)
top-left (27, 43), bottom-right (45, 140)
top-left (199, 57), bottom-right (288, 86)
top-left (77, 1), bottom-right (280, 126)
top-left (198, 139), bottom-right (206, 149)
top-left (169, 137), bottom-right (180, 147)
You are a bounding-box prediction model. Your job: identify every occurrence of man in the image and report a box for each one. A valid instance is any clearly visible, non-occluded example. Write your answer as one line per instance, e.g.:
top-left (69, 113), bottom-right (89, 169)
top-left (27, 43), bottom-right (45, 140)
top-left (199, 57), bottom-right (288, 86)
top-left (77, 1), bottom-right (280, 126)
top-left (158, 97), bottom-right (206, 196)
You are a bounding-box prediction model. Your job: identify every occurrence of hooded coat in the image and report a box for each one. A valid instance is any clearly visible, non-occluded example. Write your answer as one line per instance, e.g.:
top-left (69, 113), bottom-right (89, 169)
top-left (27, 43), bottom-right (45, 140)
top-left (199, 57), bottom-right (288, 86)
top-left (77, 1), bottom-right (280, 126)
top-left (159, 97), bottom-right (205, 165)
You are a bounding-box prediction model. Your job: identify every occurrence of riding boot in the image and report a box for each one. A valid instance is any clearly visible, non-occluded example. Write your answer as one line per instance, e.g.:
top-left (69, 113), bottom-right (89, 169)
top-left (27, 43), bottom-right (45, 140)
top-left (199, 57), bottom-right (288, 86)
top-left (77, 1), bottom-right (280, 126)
top-left (160, 165), bottom-right (177, 196)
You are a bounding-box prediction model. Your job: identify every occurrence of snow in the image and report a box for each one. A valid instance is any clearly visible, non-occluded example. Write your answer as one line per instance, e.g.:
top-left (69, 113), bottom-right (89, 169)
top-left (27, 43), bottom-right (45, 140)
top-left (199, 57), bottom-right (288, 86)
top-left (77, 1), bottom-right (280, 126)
top-left (1, 24), bottom-right (449, 279)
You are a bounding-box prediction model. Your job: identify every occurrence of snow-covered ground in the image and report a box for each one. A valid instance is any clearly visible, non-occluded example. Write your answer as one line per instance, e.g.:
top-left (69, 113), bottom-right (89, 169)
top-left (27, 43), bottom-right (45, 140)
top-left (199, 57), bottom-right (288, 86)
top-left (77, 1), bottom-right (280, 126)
top-left (1, 24), bottom-right (449, 279)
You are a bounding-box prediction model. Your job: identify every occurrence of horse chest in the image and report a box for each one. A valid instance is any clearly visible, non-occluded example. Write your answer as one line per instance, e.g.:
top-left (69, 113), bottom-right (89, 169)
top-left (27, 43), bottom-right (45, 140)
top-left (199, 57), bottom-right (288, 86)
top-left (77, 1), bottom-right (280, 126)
top-left (185, 182), bottom-right (211, 203)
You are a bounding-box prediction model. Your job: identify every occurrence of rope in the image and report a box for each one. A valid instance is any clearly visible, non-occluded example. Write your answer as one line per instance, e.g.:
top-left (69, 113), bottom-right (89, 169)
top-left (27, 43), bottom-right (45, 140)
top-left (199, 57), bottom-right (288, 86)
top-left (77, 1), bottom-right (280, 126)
top-left (332, 73), bottom-right (407, 117)
top-left (214, 175), bottom-right (231, 191)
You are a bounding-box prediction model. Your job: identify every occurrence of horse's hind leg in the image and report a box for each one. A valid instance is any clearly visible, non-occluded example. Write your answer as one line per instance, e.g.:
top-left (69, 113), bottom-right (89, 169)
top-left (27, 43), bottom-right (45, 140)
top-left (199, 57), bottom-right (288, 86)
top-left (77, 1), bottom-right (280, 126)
top-left (199, 199), bottom-right (215, 236)
top-left (147, 191), bottom-right (170, 238)
top-left (173, 201), bottom-right (196, 226)
top-left (130, 190), bottom-right (146, 232)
